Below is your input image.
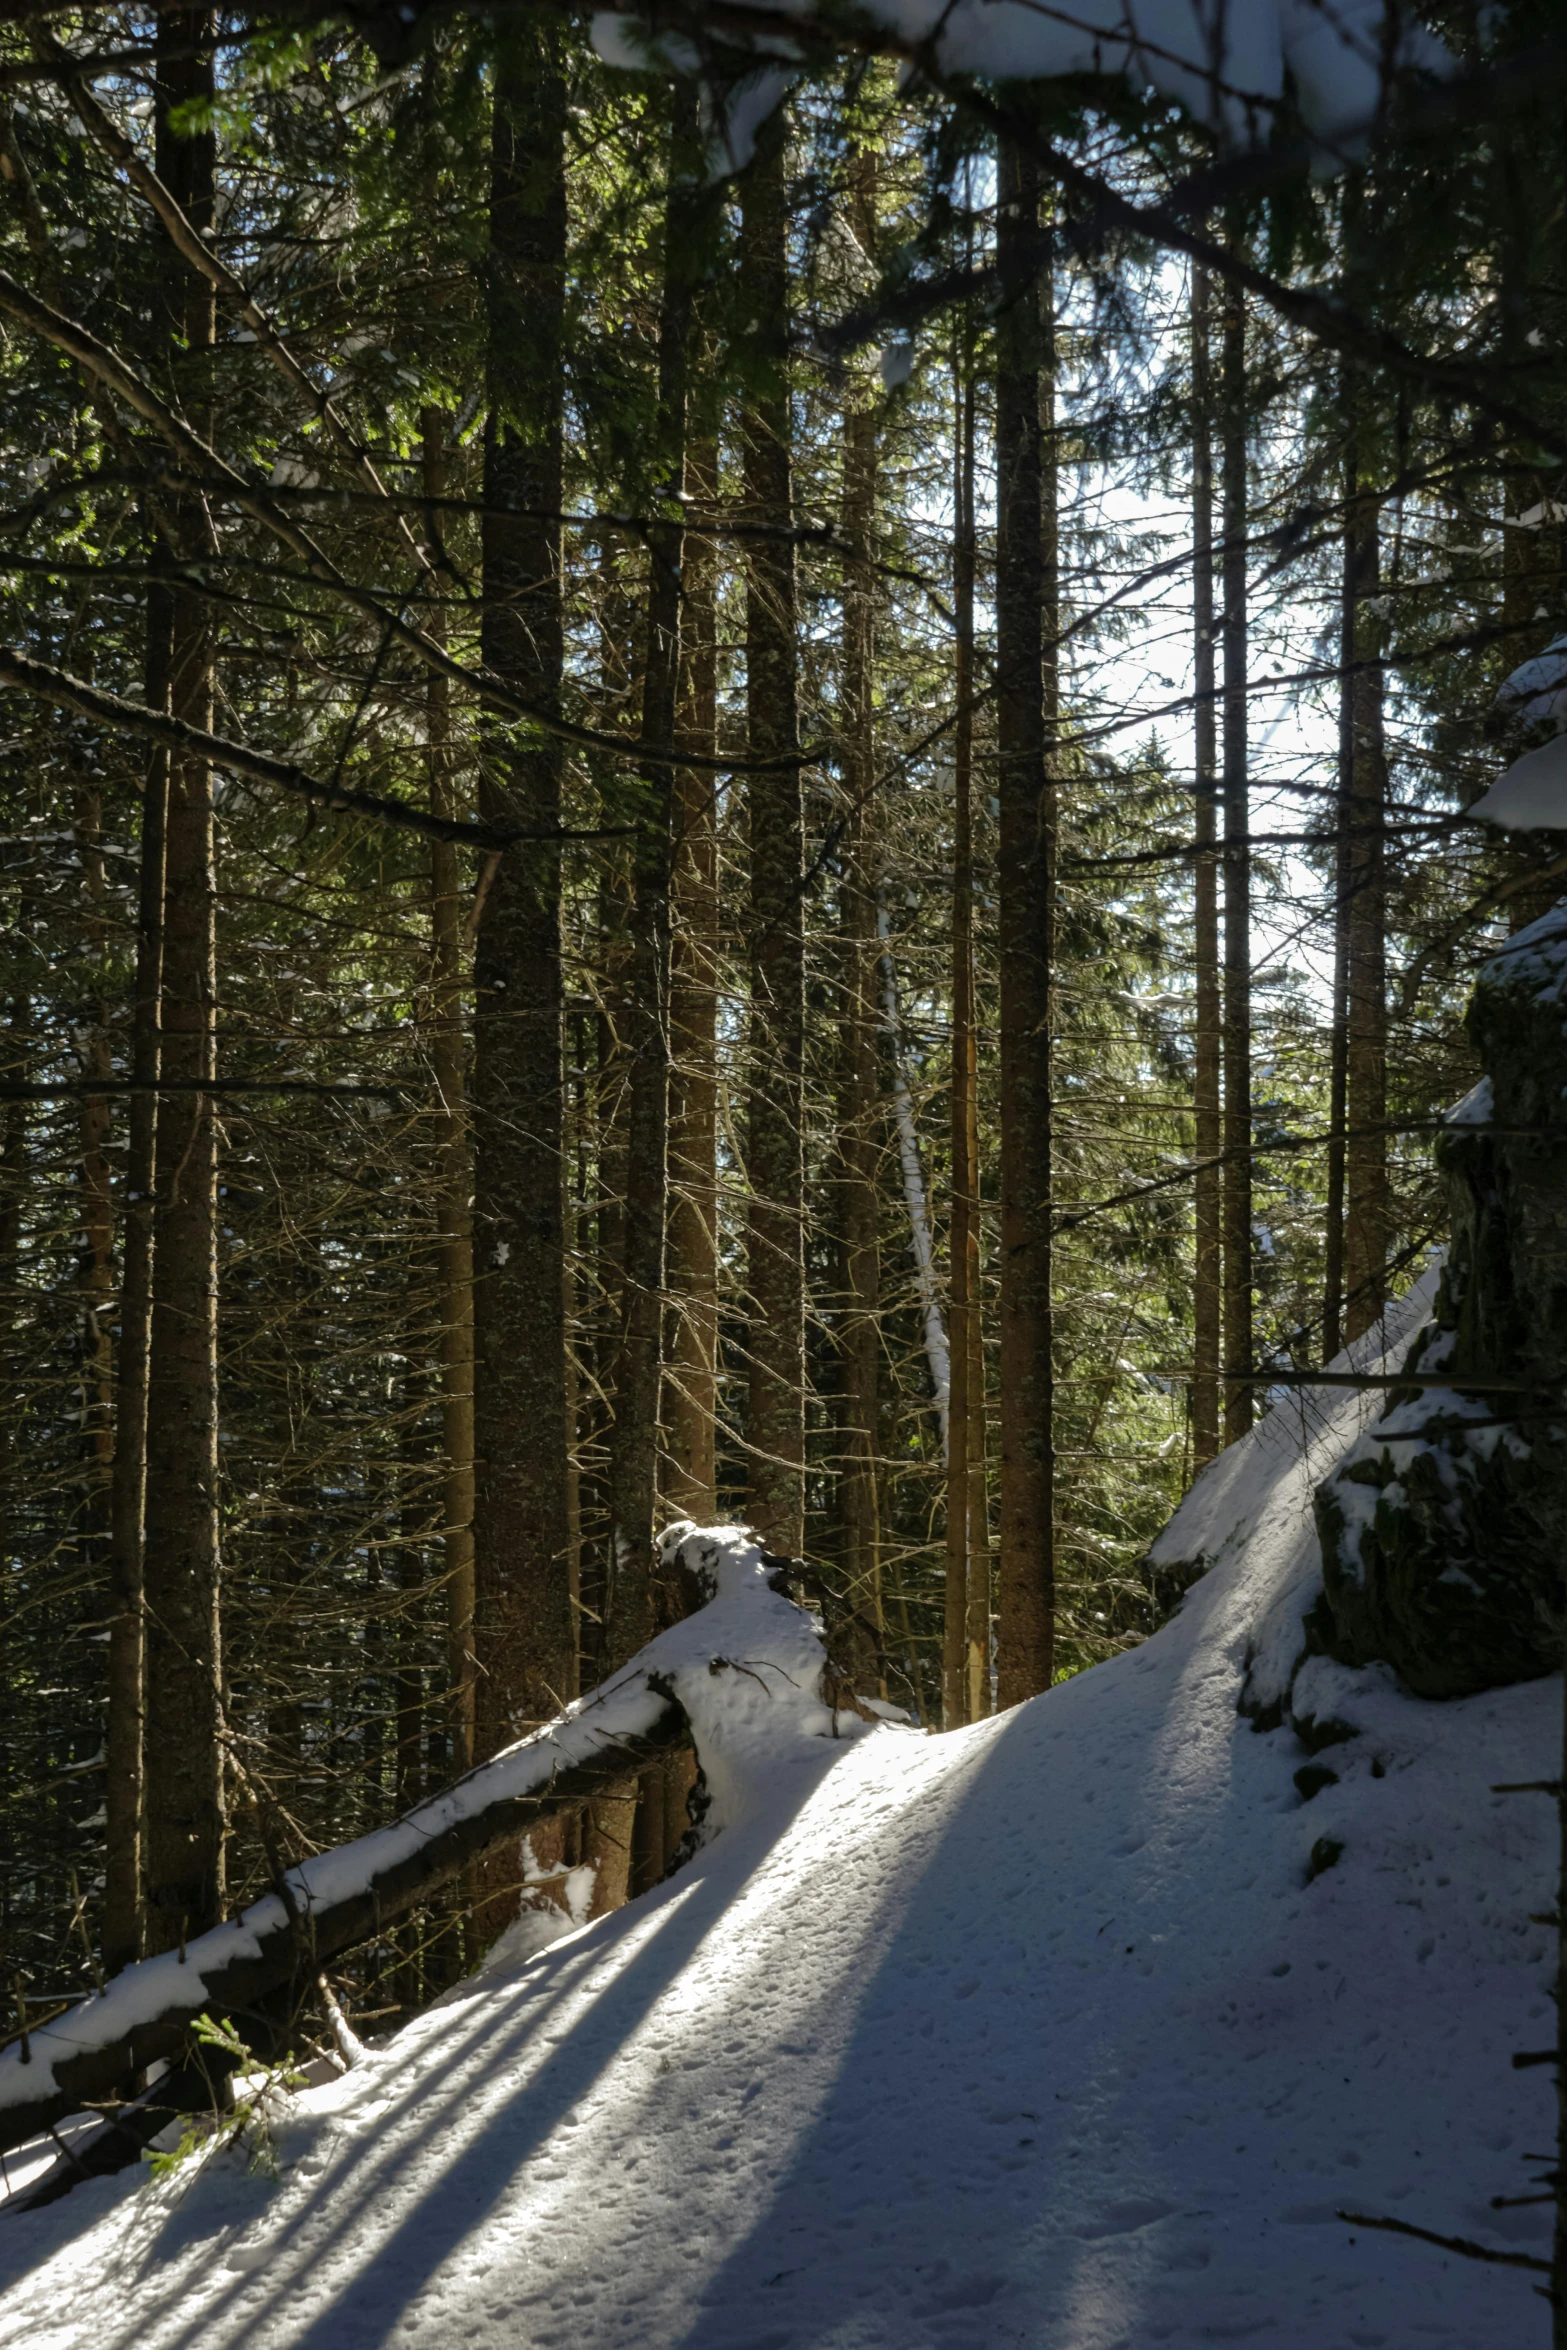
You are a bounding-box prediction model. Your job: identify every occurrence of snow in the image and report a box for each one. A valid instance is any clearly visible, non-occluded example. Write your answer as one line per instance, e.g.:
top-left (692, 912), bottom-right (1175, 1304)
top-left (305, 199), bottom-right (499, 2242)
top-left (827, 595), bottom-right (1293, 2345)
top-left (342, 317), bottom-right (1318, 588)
top-left (1479, 894), bottom-right (1567, 990)
top-left (592, 2), bottom-right (1447, 171)
top-left (1496, 633), bottom-right (1567, 733)
top-left (0, 1526), bottom-right (840, 2131)
top-left (1468, 733), bottom-right (1567, 830)
top-left (1445, 1075), bottom-right (1493, 1128)
top-left (0, 1388), bottom-right (1558, 2347)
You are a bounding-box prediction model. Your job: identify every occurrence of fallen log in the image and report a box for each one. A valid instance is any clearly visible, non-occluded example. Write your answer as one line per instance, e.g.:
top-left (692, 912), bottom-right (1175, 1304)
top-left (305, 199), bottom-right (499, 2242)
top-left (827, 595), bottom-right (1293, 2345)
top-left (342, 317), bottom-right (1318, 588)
top-left (0, 1678), bottom-right (688, 2159)
top-left (0, 1522), bottom-right (859, 2189)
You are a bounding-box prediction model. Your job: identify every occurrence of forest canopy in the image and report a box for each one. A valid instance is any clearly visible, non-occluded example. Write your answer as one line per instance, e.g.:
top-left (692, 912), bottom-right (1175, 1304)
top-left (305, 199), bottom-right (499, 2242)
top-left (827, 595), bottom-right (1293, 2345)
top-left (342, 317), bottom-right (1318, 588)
top-left (2, 0), bottom-right (1564, 2059)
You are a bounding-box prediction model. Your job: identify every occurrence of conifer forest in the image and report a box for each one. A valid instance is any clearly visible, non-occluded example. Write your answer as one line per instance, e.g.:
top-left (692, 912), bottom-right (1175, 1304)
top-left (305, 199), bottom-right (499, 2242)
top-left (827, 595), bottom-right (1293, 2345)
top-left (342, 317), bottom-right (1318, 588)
top-left (4, 7), bottom-right (1567, 2343)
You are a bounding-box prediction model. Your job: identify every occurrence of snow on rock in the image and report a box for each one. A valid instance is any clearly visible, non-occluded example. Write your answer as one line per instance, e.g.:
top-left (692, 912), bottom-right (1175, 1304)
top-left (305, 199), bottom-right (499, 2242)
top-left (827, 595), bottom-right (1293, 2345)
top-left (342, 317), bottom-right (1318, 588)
top-left (1311, 903), bottom-right (1567, 1697)
top-left (1147, 1265), bottom-right (1440, 1724)
top-left (592, 1), bottom-right (1446, 171)
top-left (0, 1443), bottom-right (1557, 2347)
top-left (1495, 632), bottom-right (1567, 733)
top-left (1469, 731), bottom-right (1567, 829)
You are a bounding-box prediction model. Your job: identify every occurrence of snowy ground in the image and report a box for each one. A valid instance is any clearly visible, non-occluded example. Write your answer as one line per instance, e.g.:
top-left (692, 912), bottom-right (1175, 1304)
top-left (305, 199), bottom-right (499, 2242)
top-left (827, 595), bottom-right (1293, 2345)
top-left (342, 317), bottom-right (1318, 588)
top-left (0, 1282), bottom-right (1557, 2349)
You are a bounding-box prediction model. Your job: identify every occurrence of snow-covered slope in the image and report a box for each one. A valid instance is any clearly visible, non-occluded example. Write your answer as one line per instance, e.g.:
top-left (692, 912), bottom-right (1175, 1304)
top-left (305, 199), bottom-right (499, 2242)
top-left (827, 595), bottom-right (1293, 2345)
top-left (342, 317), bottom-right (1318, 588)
top-left (0, 1296), bottom-right (1557, 2349)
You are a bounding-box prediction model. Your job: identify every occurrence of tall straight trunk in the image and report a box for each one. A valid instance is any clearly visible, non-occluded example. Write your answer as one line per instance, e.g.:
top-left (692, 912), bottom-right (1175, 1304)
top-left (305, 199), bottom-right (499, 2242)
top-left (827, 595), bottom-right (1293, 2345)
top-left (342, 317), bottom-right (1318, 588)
top-left (994, 144), bottom-right (1056, 1708)
top-left (957, 370), bottom-right (989, 1728)
top-left (589, 542), bottom-right (638, 1653)
top-left (1219, 270), bottom-right (1253, 1449)
top-left (142, 11), bottom-right (223, 1955)
top-left (1189, 261), bottom-right (1222, 1468)
top-left (104, 589), bottom-right (167, 1975)
top-left (837, 154), bottom-right (882, 1663)
top-left (741, 109), bottom-right (806, 1557)
top-left (1324, 509), bottom-right (1354, 1363)
top-left (662, 426), bottom-right (720, 1521)
top-left (594, 831), bottom-right (631, 1586)
top-left (606, 93), bottom-right (697, 1663)
top-left (473, 20), bottom-right (574, 1805)
top-left (878, 911), bottom-right (951, 1453)
top-left (0, 975), bottom-right (26, 1586)
top-left (78, 785), bottom-right (118, 1940)
top-left (422, 409), bottom-right (475, 1774)
top-left (945, 299), bottom-right (981, 1727)
top-left (1342, 412), bottom-right (1389, 1343)
top-left (76, 784), bottom-right (115, 1571)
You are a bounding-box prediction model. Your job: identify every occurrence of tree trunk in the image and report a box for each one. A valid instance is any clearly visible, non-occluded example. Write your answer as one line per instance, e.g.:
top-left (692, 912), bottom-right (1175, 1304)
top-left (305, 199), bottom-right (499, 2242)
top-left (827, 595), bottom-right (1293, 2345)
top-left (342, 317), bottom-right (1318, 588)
top-left (473, 20), bottom-right (573, 1728)
top-left (741, 109), bottom-right (806, 1557)
top-left (473, 18), bottom-right (575, 1926)
top-left (1219, 269), bottom-right (1253, 1448)
top-left (142, 10), bottom-right (224, 1956)
top-left (946, 290), bottom-right (987, 1724)
top-left (663, 427), bottom-right (720, 1521)
top-left (1324, 469), bottom-right (1354, 1364)
top-left (1342, 408), bottom-right (1389, 1344)
top-left (76, 781), bottom-right (115, 1620)
top-left (958, 329), bottom-right (990, 1728)
top-left (1190, 260), bottom-right (1222, 1468)
top-left (837, 173), bottom-right (883, 1669)
top-left (994, 145), bottom-right (1056, 1708)
top-left (103, 586), bottom-right (166, 1975)
top-left (422, 408), bottom-right (476, 1775)
top-left (606, 92), bottom-right (697, 1663)
top-left (0, 967), bottom-right (28, 1588)
top-left (878, 910), bottom-right (950, 1455)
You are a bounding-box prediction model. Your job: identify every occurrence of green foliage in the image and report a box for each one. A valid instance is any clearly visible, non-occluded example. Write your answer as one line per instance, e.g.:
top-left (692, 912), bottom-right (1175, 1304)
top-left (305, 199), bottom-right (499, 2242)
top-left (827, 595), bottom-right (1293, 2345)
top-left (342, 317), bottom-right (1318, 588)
top-left (0, 0), bottom-right (1560, 1988)
top-left (143, 2015), bottom-right (306, 2184)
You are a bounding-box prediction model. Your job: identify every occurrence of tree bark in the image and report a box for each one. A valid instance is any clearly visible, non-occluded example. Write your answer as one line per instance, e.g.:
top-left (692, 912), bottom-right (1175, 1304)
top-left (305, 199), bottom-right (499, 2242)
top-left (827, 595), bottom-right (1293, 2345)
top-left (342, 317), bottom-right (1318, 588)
top-left (142, 10), bottom-right (224, 1956)
top-left (473, 19), bottom-right (575, 1803)
top-left (740, 109), bottom-right (806, 1556)
top-left (1324, 457), bottom-right (1354, 1364)
top-left (956, 313), bottom-right (990, 1728)
top-left (606, 92), bottom-right (698, 1663)
top-left (1219, 269), bottom-right (1253, 1448)
top-left (0, 970), bottom-right (28, 1588)
top-left (1342, 402), bottom-right (1389, 1343)
top-left (76, 780), bottom-right (115, 1628)
top-left (104, 587), bottom-right (166, 1975)
top-left (663, 427), bottom-right (720, 1521)
top-left (994, 144), bottom-right (1056, 1708)
top-left (945, 291), bottom-right (980, 1727)
top-left (836, 156), bottom-right (883, 1671)
top-left (422, 409), bottom-right (476, 1775)
top-left (1190, 260), bottom-right (1222, 1468)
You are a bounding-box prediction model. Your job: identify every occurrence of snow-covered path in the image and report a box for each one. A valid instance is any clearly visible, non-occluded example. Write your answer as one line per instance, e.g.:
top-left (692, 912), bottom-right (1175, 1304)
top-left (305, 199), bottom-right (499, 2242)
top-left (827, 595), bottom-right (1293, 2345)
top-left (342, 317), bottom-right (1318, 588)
top-left (0, 1298), bottom-right (1557, 2348)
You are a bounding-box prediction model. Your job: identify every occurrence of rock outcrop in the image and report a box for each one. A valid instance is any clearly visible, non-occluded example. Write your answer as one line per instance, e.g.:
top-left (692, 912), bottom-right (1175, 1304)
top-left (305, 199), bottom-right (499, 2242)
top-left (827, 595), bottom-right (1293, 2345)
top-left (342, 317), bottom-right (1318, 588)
top-left (1313, 900), bottom-right (1567, 1697)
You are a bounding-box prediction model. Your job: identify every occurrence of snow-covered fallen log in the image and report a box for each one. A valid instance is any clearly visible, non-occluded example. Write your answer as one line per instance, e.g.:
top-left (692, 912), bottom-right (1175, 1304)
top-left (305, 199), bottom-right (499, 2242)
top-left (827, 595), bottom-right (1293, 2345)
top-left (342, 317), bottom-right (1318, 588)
top-left (0, 1523), bottom-right (847, 2159)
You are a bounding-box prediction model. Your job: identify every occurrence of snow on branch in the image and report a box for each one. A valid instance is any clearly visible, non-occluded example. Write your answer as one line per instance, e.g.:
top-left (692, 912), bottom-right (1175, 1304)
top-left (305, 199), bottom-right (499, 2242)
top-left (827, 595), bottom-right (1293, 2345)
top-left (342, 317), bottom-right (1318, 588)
top-left (0, 1526), bottom-right (868, 2158)
top-left (592, 2), bottom-right (1447, 173)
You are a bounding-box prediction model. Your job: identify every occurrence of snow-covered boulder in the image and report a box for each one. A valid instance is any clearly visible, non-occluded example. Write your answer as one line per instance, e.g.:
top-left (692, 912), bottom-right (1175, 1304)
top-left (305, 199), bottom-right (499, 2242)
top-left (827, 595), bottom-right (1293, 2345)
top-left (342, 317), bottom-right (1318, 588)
top-left (1315, 901), bottom-right (1567, 1697)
